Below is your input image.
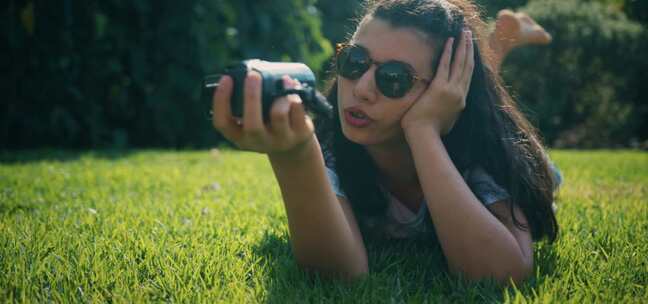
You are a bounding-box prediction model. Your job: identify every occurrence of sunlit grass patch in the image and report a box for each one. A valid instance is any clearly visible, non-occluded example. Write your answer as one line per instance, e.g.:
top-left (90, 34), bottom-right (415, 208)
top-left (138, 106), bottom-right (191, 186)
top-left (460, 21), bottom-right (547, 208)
top-left (1, 149), bottom-right (646, 302)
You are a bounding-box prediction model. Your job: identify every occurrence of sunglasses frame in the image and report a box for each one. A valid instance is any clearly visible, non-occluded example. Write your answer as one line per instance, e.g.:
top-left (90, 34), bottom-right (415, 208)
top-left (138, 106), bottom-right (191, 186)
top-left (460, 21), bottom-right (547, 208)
top-left (335, 42), bottom-right (431, 98)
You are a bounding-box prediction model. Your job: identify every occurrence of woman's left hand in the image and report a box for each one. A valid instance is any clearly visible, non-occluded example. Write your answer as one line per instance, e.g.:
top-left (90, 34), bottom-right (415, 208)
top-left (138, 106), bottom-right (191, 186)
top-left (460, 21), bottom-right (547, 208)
top-left (401, 30), bottom-right (475, 136)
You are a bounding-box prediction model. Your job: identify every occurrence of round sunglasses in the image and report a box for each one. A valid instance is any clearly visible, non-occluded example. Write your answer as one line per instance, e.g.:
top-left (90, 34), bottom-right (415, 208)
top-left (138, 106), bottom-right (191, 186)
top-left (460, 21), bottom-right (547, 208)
top-left (335, 43), bottom-right (431, 99)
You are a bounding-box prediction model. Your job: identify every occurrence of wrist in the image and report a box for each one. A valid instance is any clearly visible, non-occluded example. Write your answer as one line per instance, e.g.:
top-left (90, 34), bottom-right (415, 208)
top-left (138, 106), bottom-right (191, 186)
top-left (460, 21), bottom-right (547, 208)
top-left (268, 135), bottom-right (319, 165)
top-left (404, 123), bottom-right (444, 147)
top-left (403, 121), bottom-right (442, 139)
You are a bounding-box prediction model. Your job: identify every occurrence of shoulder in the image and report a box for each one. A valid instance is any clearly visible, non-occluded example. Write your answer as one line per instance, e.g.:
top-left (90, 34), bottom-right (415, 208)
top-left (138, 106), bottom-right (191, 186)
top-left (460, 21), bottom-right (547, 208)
top-left (325, 166), bottom-right (346, 198)
top-left (548, 160), bottom-right (563, 191)
top-left (462, 166), bottom-right (510, 206)
top-left (463, 154), bottom-right (562, 207)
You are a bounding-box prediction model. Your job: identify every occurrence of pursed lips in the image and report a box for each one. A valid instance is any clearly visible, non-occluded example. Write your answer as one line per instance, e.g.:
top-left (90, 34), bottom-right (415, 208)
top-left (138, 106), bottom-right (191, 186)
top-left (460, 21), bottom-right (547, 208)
top-left (344, 106), bottom-right (373, 121)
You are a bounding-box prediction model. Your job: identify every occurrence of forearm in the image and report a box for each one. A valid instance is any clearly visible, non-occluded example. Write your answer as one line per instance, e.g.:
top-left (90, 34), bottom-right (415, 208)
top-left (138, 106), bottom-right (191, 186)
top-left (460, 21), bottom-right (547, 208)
top-left (405, 127), bottom-right (531, 282)
top-left (268, 136), bottom-right (368, 278)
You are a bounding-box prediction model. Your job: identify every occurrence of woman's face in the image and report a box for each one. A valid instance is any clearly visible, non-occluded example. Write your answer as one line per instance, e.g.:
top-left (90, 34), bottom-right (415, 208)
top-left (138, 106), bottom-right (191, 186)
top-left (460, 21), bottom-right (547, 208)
top-left (338, 17), bottom-right (437, 147)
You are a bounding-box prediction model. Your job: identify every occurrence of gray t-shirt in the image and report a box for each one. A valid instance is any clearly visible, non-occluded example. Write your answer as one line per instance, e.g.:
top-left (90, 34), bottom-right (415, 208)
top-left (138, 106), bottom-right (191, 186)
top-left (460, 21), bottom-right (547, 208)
top-left (326, 165), bottom-right (562, 240)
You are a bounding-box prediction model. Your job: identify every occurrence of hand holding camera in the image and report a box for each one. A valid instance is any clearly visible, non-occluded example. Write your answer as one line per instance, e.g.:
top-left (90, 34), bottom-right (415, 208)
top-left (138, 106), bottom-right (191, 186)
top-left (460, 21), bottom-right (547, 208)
top-left (210, 60), bottom-right (328, 155)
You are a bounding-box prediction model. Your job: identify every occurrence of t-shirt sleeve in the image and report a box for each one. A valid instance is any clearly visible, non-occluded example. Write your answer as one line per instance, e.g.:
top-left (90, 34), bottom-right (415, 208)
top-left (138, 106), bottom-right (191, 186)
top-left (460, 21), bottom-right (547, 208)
top-left (464, 167), bottom-right (510, 206)
top-left (465, 160), bottom-right (563, 207)
top-left (549, 161), bottom-right (563, 192)
top-left (325, 167), bottom-right (347, 198)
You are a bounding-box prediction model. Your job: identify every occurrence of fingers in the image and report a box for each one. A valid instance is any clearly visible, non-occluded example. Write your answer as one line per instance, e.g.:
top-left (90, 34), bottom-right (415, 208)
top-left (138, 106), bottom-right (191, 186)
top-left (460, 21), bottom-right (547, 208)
top-left (212, 75), bottom-right (241, 139)
top-left (215, 73), bottom-right (313, 153)
top-left (435, 37), bottom-right (454, 82)
top-left (451, 30), bottom-right (475, 83)
top-left (271, 76), bottom-right (312, 137)
top-left (462, 30), bottom-right (475, 90)
top-left (270, 99), bottom-right (292, 136)
top-left (269, 77), bottom-right (297, 136)
top-left (290, 98), bottom-right (313, 136)
top-left (243, 72), bottom-right (265, 135)
top-left (450, 31), bottom-right (468, 81)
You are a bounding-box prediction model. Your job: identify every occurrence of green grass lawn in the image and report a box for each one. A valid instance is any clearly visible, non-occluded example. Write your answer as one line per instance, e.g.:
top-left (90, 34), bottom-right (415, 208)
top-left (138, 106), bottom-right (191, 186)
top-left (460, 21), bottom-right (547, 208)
top-left (1, 149), bottom-right (646, 303)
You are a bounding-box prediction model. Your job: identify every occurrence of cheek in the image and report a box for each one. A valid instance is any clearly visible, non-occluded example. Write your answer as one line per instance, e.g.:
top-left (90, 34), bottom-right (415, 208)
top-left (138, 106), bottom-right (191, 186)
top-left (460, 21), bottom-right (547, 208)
top-left (382, 99), bottom-right (415, 122)
top-left (337, 78), bottom-right (353, 102)
top-left (388, 89), bottom-right (425, 119)
top-left (337, 82), bottom-right (346, 117)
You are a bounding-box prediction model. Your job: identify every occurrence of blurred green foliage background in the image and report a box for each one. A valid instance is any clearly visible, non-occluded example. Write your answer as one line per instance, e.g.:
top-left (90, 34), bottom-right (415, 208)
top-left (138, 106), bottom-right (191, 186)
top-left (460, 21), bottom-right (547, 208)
top-left (2, 0), bottom-right (646, 149)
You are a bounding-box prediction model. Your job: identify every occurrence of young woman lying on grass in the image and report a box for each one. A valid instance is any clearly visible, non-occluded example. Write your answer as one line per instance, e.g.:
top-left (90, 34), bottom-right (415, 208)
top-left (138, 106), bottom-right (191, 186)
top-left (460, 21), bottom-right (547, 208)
top-left (212, 0), bottom-right (561, 284)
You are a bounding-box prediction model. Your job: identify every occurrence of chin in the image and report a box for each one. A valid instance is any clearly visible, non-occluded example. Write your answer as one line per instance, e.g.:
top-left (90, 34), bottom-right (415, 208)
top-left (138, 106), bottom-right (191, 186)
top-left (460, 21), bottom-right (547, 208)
top-left (343, 124), bottom-right (409, 149)
top-left (341, 124), bottom-right (384, 146)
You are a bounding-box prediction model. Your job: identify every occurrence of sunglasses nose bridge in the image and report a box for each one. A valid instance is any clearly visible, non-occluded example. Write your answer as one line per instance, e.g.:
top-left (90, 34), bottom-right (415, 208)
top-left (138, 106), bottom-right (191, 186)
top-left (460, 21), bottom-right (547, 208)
top-left (352, 63), bottom-right (380, 103)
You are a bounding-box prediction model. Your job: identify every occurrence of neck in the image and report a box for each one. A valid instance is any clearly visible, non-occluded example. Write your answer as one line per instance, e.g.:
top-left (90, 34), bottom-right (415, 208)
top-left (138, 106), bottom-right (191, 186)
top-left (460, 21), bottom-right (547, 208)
top-left (365, 140), bottom-right (418, 186)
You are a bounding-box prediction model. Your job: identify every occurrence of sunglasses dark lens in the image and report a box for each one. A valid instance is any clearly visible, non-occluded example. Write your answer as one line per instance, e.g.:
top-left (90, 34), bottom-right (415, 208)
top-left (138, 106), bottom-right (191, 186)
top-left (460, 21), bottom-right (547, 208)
top-left (337, 45), bottom-right (371, 80)
top-left (375, 61), bottom-right (414, 98)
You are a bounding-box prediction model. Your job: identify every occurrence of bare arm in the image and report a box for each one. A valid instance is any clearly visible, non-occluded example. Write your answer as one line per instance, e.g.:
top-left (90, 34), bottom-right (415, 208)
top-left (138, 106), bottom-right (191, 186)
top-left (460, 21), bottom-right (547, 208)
top-left (212, 73), bottom-right (367, 280)
top-left (401, 31), bottom-right (532, 283)
top-left (405, 130), bottom-right (533, 284)
top-left (269, 138), bottom-right (368, 279)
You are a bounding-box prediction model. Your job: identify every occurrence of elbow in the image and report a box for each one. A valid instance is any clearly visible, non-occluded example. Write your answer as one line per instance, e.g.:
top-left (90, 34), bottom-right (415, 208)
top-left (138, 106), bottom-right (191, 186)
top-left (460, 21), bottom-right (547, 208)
top-left (497, 261), bottom-right (533, 285)
top-left (450, 255), bottom-right (533, 285)
top-left (342, 262), bottom-right (369, 281)
top-left (292, 242), bottom-right (369, 281)
top-left (515, 258), bottom-right (534, 284)
top-left (496, 254), bottom-right (533, 285)
top-left (492, 256), bottom-right (534, 285)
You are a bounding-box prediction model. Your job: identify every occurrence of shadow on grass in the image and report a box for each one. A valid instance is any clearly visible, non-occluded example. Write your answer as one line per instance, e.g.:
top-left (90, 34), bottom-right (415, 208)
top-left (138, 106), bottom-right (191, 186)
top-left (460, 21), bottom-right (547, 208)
top-left (251, 231), bottom-right (560, 303)
top-left (251, 231), bottom-right (449, 303)
top-left (0, 149), bottom-right (134, 164)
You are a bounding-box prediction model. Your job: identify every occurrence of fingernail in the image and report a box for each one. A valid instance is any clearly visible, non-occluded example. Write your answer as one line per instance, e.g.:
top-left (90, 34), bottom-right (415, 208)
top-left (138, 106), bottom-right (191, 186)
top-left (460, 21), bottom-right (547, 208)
top-left (282, 75), bottom-right (292, 88)
top-left (247, 72), bottom-right (260, 82)
top-left (246, 73), bottom-right (260, 89)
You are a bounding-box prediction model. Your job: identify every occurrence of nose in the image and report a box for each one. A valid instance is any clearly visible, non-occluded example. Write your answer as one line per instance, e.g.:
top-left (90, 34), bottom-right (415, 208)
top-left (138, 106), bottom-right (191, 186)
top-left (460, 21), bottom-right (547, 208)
top-left (352, 65), bottom-right (378, 104)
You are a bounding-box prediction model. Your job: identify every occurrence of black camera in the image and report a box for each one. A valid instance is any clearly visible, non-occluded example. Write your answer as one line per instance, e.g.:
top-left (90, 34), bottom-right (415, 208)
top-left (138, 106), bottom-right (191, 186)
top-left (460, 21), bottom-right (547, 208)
top-left (204, 59), bottom-right (332, 120)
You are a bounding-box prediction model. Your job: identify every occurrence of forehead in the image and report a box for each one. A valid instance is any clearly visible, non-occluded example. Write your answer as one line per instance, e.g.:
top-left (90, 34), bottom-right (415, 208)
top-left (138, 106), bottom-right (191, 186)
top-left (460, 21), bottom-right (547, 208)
top-left (352, 17), bottom-right (437, 76)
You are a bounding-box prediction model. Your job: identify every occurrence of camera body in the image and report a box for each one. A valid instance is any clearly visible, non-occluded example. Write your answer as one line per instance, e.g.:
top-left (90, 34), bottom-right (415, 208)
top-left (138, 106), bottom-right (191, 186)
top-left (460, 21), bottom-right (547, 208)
top-left (204, 59), bottom-right (331, 120)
